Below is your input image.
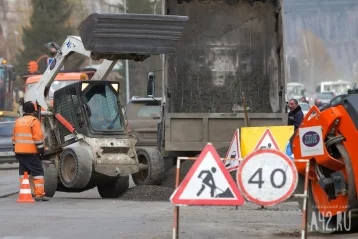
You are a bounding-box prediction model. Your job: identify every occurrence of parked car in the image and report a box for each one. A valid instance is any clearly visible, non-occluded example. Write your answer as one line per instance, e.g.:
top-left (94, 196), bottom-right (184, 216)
top-left (330, 94), bottom-right (348, 106)
top-left (0, 121), bottom-right (16, 164)
top-left (126, 96), bottom-right (162, 147)
top-left (319, 93), bottom-right (349, 111)
top-left (125, 96), bottom-right (173, 185)
top-left (0, 110), bottom-right (18, 122)
top-left (298, 102), bottom-right (310, 116)
top-left (314, 92), bottom-right (335, 108)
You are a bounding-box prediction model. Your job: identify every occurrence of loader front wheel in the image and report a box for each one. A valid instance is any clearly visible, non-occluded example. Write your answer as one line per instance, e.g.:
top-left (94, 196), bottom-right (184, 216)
top-left (132, 148), bottom-right (164, 186)
top-left (97, 176), bottom-right (129, 198)
top-left (59, 147), bottom-right (93, 189)
top-left (42, 160), bottom-right (58, 197)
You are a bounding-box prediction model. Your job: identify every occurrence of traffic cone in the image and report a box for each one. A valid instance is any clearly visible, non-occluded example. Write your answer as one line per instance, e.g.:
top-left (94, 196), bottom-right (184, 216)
top-left (17, 172), bottom-right (34, 203)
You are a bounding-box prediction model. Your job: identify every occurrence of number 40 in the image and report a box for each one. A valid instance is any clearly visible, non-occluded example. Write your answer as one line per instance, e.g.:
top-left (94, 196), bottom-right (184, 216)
top-left (248, 168), bottom-right (286, 189)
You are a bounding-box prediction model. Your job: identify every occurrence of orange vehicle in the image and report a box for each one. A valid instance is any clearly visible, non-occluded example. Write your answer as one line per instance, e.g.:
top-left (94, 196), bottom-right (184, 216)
top-left (24, 72), bottom-right (93, 106)
top-left (292, 89), bottom-right (358, 233)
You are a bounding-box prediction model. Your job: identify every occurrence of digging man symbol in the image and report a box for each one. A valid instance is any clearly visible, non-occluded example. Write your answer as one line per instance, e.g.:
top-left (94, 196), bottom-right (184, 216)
top-left (197, 167), bottom-right (217, 197)
top-left (196, 167), bottom-right (235, 198)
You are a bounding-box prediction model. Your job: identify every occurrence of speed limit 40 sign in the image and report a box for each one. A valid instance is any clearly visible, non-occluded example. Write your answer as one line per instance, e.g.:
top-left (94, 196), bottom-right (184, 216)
top-left (236, 149), bottom-right (298, 207)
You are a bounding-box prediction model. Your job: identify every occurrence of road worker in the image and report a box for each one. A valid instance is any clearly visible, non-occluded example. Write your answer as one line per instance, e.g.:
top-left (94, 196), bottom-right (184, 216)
top-left (287, 99), bottom-right (304, 131)
top-left (12, 101), bottom-right (49, 201)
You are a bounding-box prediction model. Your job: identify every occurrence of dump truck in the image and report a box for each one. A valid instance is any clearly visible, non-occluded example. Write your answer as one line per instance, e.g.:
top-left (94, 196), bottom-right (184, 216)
top-left (20, 13), bottom-right (189, 198)
top-left (133, 0), bottom-right (286, 177)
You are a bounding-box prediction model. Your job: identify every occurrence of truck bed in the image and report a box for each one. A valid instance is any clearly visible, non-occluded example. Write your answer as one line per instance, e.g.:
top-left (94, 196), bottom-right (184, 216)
top-left (163, 112), bottom-right (286, 152)
top-left (165, 0), bottom-right (284, 114)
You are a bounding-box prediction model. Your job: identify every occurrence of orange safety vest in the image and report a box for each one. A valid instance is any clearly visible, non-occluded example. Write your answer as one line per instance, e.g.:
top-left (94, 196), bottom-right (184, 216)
top-left (12, 115), bottom-right (44, 154)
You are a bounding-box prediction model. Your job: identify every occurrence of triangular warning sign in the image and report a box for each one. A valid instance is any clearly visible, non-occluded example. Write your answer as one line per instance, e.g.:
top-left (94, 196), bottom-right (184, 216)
top-left (224, 129), bottom-right (241, 172)
top-left (254, 129), bottom-right (280, 151)
top-left (170, 143), bottom-right (245, 206)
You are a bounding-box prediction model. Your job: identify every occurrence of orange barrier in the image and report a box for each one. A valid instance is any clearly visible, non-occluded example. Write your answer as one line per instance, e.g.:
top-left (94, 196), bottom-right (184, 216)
top-left (17, 172), bottom-right (34, 203)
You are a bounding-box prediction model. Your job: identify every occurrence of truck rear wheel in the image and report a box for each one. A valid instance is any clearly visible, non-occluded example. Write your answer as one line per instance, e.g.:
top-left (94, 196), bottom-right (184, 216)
top-left (97, 176), bottom-right (129, 198)
top-left (132, 148), bottom-right (164, 186)
top-left (42, 160), bottom-right (58, 197)
top-left (59, 147), bottom-right (93, 189)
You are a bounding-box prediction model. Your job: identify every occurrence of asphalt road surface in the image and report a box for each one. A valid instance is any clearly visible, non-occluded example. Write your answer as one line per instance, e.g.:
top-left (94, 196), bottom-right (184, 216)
top-left (1, 165), bottom-right (358, 239)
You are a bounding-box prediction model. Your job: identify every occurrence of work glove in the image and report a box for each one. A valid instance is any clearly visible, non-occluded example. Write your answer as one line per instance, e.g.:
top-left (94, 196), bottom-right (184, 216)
top-left (38, 147), bottom-right (45, 160)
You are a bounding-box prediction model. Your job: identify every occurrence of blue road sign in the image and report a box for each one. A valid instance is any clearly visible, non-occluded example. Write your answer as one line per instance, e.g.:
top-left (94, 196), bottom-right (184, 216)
top-left (47, 57), bottom-right (64, 70)
top-left (285, 141), bottom-right (294, 160)
top-left (47, 57), bottom-right (54, 66)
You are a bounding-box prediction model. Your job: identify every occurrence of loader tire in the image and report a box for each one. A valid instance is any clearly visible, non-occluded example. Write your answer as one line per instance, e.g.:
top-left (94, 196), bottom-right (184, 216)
top-left (132, 147), bottom-right (164, 186)
top-left (59, 147), bottom-right (93, 189)
top-left (42, 160), bottom-right (58, 197)
top-left (97, 176), bottom-right (129, 198)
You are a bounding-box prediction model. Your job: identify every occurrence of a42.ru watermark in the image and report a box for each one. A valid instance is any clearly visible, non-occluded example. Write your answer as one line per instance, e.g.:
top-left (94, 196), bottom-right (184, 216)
top-left (309, 207), bottom-right (358, 232)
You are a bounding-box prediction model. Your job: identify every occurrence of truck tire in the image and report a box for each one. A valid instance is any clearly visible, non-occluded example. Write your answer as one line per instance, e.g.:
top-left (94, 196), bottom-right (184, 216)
top-left (42, 160), bottom-right (58, 197)
top-left (132, 148), bottom-right (164, 186)
top-left (59, 147), bottom-right (93, 189)
top-left (97, 176), bottom-right (129, 198)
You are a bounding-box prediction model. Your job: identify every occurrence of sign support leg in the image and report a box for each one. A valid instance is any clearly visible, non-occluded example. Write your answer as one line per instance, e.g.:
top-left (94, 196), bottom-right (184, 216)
top-left (172, 158), bottom-right (181, 239)
top-left (301, 160), bottom-right (310, 239)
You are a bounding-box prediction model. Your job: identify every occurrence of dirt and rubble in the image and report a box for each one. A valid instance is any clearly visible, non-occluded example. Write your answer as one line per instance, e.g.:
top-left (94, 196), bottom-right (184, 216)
top-left (120, 160), bottom-right (195, 201)
top-left (119, 146), bottom-right (235, 202)
top-left (120, 157), bottom-right (298, 212)
top-left (166, 0), bottom-right (282, 114)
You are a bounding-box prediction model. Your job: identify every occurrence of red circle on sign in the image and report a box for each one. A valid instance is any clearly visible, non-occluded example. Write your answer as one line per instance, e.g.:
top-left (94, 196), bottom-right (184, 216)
top-left (236, 148), bottom-right (298, 207)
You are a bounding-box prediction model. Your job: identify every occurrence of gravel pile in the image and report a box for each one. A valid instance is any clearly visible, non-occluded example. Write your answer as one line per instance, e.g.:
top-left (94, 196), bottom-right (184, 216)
top-left (119, 185), bottom-right (174, 202)
top-left (161, 160), bottom-right (195, 189)
top-left (119, 160), bottom-right (195, 202)
top-left (119, 148), bottom-right (239, 202)
top-left (118, 147), bottom-right (299, 211)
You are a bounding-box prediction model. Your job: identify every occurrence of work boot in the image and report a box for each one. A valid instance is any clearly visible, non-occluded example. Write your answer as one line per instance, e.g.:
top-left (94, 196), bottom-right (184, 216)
top-left (35, 196), bottom-right (50, 201)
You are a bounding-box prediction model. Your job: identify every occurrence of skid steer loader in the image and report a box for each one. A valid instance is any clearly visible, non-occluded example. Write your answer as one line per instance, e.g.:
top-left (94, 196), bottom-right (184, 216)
top-left (20, 13), bottom-right (188, 198)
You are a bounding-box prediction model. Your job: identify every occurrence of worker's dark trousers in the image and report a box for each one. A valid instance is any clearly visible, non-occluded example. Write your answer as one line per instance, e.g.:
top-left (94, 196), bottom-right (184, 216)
top-left (16, 154), bottom-right (44, 176)
top-left (16, 154), bottom-right (45, 197)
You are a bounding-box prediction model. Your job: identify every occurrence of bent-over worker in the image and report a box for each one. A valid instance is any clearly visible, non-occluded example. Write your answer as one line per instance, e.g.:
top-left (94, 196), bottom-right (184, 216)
top-left (12, 101), bottom-right (49, 201)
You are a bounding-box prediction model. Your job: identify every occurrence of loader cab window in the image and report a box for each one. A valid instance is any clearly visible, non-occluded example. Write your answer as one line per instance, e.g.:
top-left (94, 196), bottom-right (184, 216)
top-left (84, 84), bottom-right (124, 132)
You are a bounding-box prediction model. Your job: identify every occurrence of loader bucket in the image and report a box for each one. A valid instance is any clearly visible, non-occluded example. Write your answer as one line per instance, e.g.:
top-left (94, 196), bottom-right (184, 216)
top-left (77, 13), bottom-right (189, 61)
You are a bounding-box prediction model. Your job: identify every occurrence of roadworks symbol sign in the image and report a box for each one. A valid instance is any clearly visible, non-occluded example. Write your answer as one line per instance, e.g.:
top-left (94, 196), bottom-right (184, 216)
top-left (225, 129), bottom-right (241, 172)
top-left (254, 129), bottom-right (280, 151)
top-left (170, 143), bottom-right (245, 206)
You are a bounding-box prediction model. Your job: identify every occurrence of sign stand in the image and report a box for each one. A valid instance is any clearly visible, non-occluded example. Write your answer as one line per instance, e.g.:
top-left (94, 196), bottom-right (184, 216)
top-left (236, 149), bottom-right (311, 239)
top-left (171, 150), bottom-right (311, 239)
top-left (171, 156), bottom-right (243, 239)
top-left (292, 159), bottom-right (310, 239)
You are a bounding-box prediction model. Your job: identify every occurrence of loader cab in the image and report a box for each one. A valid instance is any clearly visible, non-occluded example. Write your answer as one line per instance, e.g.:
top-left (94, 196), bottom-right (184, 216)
top-left (53, 80), bottom-right (124, 144)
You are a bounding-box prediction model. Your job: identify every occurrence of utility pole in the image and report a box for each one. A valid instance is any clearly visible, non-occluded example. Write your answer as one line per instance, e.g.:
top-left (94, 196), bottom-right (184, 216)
top-left (124, 0), bottom-right (130, 103)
